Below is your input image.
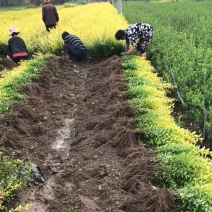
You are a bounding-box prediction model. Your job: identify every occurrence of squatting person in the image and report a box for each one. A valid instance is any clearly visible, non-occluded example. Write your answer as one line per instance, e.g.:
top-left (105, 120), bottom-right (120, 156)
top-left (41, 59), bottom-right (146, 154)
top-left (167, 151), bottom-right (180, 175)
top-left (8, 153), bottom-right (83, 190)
top-left (5, 27), bottom-right (28, 64)
top-left (62, 31), bottom-right (87, 62)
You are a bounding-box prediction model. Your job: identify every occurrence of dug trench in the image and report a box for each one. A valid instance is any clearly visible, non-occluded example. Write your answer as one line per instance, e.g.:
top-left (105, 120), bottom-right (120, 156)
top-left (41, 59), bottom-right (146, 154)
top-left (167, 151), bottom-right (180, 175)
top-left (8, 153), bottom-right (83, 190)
top-left (1, 56), bottom-right (174, 212)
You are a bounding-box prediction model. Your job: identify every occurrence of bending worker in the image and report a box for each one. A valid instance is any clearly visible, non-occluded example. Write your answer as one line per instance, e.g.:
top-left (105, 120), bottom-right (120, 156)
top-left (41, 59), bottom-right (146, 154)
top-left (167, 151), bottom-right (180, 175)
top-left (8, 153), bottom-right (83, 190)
top-left (115, 23), bottom-right (154, 59)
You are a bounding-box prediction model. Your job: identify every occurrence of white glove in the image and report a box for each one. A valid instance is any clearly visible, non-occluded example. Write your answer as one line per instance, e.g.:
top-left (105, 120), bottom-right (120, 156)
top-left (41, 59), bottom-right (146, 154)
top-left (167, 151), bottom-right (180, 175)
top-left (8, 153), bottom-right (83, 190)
top-left (120, 52), bottom-right (128, 56)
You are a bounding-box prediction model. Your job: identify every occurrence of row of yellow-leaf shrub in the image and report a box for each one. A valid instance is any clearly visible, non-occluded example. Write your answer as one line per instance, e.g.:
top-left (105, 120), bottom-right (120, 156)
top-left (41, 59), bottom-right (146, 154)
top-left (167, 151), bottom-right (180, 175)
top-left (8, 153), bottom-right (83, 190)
top-left (0, 54), bottom-right (53, 114)
top-left (122, 55), bottom-right (212, 211)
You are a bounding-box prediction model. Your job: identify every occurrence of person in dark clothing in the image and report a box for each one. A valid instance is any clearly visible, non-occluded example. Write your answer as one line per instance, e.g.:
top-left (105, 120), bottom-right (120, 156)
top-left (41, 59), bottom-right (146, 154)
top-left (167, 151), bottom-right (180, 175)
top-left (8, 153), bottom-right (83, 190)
top-left (115, 23), bottom-right (154, 59)
top-left (5, 27), bottom-right (28, 64)
top-left (62, 31), bottom-right (87, 62)
top-left (42, 0), bottom-right (59, 32)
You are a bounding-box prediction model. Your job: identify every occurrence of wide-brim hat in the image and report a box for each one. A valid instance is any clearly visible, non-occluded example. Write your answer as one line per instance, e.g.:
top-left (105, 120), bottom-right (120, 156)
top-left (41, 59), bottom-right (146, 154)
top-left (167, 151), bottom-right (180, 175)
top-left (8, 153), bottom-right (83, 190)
top-left (9, 27), bottom-right (19, 36)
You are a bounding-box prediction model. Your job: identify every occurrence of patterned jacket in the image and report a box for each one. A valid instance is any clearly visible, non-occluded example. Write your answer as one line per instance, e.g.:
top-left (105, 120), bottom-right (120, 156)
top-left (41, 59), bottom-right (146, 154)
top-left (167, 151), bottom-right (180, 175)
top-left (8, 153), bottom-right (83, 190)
top-left (125, 23), bottom-right (154, 47)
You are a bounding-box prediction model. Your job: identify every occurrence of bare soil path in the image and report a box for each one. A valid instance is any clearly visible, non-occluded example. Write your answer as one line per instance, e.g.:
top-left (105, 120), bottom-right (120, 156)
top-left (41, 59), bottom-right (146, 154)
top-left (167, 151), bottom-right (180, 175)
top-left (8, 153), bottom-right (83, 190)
top-left (1, 56), bottom-right (174, 212)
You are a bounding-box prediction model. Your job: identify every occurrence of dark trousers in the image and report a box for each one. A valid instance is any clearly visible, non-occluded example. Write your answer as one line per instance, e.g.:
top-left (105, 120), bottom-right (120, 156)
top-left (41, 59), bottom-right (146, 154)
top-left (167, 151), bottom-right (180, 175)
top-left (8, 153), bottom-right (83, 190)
top-left (136, 38), bottom-right (152, 54)
top-left (63, 44), bottom-right (87, 62)
top-left (45, 24), bottom-right (56, 32)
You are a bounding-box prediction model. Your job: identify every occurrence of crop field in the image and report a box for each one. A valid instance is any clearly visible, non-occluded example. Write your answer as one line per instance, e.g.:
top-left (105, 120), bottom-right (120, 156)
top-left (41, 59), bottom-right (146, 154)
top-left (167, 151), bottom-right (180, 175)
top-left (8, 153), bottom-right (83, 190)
top-left (0, 3), bottom-right (127, 57)
top-left (0, 2), bottom-right (212, 212)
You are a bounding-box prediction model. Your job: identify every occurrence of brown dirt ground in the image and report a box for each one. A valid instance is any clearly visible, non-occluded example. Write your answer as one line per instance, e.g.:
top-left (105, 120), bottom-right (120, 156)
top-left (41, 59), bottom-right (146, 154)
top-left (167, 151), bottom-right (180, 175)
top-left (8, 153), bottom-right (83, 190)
top-left (0, 58), bottom-right (18, 71)
top-left (0, 56), bottom-right (175, 212)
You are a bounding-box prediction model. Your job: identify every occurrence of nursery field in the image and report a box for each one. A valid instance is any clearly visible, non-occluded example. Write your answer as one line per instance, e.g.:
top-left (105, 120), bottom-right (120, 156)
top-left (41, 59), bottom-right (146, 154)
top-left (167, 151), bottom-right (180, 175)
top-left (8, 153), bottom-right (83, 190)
top-left (0, 56), bottom-right (174, 211)
top-left (1, 2), bottom-right (212, 212)
top-left (121, 1), bottom-right (212, 141)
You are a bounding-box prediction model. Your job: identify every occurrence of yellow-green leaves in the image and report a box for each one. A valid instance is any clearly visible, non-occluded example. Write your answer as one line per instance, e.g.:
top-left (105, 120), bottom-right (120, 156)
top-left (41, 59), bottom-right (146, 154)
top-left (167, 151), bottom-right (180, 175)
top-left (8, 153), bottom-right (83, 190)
top-left (0, 3), bottom-right (128, 57)
top-left (122, 55), bottom-right (212, 211)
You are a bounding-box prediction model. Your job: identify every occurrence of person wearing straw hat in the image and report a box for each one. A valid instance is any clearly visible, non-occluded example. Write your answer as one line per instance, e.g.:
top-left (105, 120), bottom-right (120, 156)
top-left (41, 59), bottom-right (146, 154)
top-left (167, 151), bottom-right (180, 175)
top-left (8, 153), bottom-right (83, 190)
top-left (42, 0), bottom-right (59, 32)
top-left (115, 23), bottom-right (154, 59)
top-left (4, 27), bottom-right (28, 64)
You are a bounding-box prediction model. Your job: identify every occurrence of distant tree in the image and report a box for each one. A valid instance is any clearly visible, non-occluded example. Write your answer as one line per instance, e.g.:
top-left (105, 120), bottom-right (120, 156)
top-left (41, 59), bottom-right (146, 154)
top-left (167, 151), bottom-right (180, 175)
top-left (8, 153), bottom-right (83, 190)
top-left (0, 0), bottom-right (9, 6)
top-left (33, 0), bottom-right (42, 6)
top-left (24, 0), bottom-right (69, 6)
top-left (0, 0), bottom-right (26, 6)
top-left (25, 0), bottom-right (42, 7)
top-left (53, 0), bottom-right (70, 4)
top-left (0, 0), bottom-right (70, 7)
